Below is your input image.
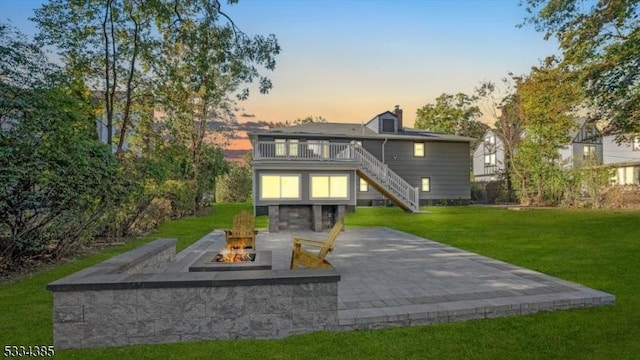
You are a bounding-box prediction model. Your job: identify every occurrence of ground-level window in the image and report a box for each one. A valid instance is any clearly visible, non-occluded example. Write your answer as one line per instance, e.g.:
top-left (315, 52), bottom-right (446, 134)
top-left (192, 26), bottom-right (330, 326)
top-left (583, 145), bottom-right (596, 159)
top-left (260, 174), bottom-right (300, 199)
top-left (421, 177), bottom-right (430, 192)
top-left (359, 178), bottom-right (368, 192)
top-left (414, 142), bottom-right (424, 157)
top-left (616, 166), bottom-right (640, 185)
top-left (311, 175), bottom-right (349, 199)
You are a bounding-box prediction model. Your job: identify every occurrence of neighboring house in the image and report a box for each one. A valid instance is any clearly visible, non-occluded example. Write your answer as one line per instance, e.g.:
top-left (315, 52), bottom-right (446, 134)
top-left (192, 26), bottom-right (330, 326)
top-left (472, 119), bottom-right (604, 182)
top-left (472, 129), bottom-right (505, 182)
top-left (603, 135), bottom-right (640, 185)
top-left (250, 106), bottom-right (473, 232)
top-left (558, 119), bottom-right (603, 168)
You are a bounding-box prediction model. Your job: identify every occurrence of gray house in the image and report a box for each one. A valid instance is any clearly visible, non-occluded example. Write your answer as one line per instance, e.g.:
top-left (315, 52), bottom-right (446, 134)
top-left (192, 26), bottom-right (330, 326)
top-left (603, 135), bottom-right (640, 185)
top-left (250, 106), bottom-right (473, 232)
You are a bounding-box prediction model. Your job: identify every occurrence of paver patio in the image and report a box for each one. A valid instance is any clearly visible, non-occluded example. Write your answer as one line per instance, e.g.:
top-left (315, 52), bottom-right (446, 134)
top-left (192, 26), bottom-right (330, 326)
top-left (167, 227), bottom-right (614, 330)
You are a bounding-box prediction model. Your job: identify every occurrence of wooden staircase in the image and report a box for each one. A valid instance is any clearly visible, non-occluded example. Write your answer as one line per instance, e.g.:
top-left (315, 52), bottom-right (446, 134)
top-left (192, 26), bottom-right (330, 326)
top-left (353, 145), bottom-right (420, 212)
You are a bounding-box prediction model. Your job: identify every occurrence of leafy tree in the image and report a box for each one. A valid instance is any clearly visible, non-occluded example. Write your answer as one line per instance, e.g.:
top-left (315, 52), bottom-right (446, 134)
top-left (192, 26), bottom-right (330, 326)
top-left (215, 164), bottom-right (252, 203)
top-left (33, 0), bottom-right (281, 154)
top-left (0, 24), bottom-right (124, 268)
top-left (415, 93), bottom-right (488, 141)
top-left (522, 0), bottom-right (640, 138)
top-left (510, 62), bottom-right (584, 205)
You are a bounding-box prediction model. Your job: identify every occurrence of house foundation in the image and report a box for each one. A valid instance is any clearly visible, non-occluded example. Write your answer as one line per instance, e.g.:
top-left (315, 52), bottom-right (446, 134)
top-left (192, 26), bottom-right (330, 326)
top-left (269, 205), bottom-right (345, 232)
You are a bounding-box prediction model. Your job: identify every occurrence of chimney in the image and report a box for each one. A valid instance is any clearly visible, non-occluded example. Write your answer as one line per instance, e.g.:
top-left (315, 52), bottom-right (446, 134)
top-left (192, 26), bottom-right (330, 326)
top-left (394, 105), bottom-right (403, 132)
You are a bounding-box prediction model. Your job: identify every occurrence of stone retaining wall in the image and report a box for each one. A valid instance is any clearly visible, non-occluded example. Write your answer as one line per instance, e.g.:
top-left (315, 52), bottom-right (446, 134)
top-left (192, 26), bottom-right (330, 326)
top-left (47, 239), bottom-right (340, 349)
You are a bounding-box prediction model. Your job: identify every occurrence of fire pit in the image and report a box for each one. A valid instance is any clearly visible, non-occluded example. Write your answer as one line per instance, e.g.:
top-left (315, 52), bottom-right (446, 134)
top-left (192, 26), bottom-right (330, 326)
top-left (189, 250), bottom-right (272, 272)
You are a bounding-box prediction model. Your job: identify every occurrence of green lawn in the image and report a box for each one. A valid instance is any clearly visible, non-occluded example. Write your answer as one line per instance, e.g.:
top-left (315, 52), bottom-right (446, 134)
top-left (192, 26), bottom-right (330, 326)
top-left (1, 205), bottom-right (638, 359)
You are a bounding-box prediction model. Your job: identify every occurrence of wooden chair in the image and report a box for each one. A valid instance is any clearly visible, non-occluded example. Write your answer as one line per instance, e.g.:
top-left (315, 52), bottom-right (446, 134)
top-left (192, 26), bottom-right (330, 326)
top-left (224, 210), bottom-right (257, 250)
top-left (290, 219), bottom-right (343, 269)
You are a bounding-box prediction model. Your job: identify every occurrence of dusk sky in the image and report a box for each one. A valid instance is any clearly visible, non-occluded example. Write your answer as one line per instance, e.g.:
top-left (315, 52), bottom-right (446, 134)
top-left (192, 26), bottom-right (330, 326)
top-left (3, 0), bottom-right (560, 127)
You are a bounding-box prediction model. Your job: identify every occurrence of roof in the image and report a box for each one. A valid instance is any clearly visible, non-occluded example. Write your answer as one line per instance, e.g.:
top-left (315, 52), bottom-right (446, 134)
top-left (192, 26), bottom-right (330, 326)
top-left (249, 122), bottom-right (474, 143)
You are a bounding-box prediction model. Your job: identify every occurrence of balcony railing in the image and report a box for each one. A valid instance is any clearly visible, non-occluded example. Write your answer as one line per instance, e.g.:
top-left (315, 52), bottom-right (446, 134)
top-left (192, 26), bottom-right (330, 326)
top-left (253, 140), bottom-right (355, 161)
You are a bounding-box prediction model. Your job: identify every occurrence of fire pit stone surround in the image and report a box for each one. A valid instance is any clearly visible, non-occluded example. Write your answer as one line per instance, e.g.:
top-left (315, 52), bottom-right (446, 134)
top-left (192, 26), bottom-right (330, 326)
top-left (47, 239), bottom-right (340, 349)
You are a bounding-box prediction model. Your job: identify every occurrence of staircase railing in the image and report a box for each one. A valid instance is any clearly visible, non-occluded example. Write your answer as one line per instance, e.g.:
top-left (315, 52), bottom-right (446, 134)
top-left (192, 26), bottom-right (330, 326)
top-left (353, 144), bottom-right (419, 212)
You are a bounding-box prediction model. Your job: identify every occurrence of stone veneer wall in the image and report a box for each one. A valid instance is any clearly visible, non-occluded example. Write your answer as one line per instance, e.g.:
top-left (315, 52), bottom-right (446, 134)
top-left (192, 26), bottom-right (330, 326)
top-left (269, 205), bottom-right (345, 232)
top-left (48, 239), bottom-right (340, 349)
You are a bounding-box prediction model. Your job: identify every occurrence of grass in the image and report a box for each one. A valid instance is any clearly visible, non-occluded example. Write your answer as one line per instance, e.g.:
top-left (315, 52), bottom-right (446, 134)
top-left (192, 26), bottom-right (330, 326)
top-left (1, 204), bottom-right (638, 359)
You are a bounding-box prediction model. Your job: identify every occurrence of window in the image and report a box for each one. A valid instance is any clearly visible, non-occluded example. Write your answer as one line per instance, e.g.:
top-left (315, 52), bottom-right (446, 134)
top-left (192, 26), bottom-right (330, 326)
top-left (583, 145), bottom-right (596, 159)
top-left (421, 177), bottom-right (430, 192)
top-left (260, 175), bottom-right (300, 199)
top-left (288, 139), bottom-right (299, 156)
top-left (311, 175), bottom-right (349, 199)
top-left (633, 136), bottom-right (640, 151)
top-left (485, 135), bottom-right (496, 145)
top-left (484, 153), bottom-right (496, 166)
top-left (414, 142), bottom-right (424, 157)
top-left (359, 178), bottom-right (368, 192)
top-left (275, 139), bottom-right (286, 156)
top-left (382, 118), bottom-right (395, 133)
top-left (309, 140), bottom-right (330, 158)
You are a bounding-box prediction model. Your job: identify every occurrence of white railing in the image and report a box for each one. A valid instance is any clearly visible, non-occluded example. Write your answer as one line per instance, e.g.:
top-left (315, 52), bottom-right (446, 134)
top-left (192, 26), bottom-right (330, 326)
top-left (253, 140), bottom-right (354, 161)
top-left (353, 145), bottom-right (419, 212)
top-left (253, 140), bottom-right (419, 212)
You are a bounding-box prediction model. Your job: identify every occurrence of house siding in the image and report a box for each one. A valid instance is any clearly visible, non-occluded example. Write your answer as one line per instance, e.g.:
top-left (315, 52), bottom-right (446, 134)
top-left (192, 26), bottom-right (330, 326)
top-left (356, 139), bottom-right (470, 202)
top-left (603, 136), bottom-right (638, 164)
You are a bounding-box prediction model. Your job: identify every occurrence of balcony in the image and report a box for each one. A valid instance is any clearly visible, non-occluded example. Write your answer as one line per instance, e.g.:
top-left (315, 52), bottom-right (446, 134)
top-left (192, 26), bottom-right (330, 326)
top-left (253, 140), bottom-right (356, 162)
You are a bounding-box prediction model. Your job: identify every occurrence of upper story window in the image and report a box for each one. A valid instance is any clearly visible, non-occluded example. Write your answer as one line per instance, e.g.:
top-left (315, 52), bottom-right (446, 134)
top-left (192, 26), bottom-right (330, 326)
top-left (275, 139), bottom-right (286, 156)
top-left (414, 142), bottom-right (425, 157)
top-left (381, 118), bottom-right (395, 133)
top-left (485, 134), bottom-right (496, 146)
top-left (309, 140), bottom-right (330, 158)
top-left (633, 136), bottom-right (640, 151)
top-left (484, 153), bottom-right (496, 166)
top-left (260, 174), bottom-right (300, 200)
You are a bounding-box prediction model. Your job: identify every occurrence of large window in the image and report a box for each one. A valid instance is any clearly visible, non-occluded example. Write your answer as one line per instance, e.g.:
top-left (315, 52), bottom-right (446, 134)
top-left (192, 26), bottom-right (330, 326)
top-left (414, 142), bottom-right (425, 157)
top-left (421, 177), bottom-right (431, 192)
top-left (311, 175), bottom-right (349, 199)
top-left (260, 174), bottom-right (300, 199)
top-left (359, 178), bottom-right (368, 192)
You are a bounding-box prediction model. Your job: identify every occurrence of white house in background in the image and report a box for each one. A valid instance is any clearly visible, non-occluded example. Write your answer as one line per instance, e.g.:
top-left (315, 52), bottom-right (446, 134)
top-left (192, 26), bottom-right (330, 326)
top-left (558, 119), bottom-right (603, 168)
top-left (472, 129), bottom-right (505, 182)
top-left (603, 135), bottom-right (640, 185)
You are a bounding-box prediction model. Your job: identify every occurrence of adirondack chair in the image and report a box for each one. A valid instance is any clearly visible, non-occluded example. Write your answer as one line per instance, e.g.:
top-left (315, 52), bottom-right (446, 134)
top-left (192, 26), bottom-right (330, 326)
top-left (290, 219), bottom-right (343, 269)
top-left (224, 210), bottom-right (257, 250)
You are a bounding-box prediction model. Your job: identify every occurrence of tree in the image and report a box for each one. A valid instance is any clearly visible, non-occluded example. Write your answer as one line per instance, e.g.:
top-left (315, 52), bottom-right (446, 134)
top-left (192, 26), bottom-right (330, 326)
top-left (415, 93), bottom-right (488, 141)
top-left (33, 0), bottom-right (281, 154)
top-left (522, 0), bottom-right (640, 138)
top-left (0, 24), bottom-right (124, 269)
top-left (510, 61), bottom-right (584, 205)
top-left (476, 80), bottom-right (524, 202)
top-left (215, 164), bottom-right (252, 203)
